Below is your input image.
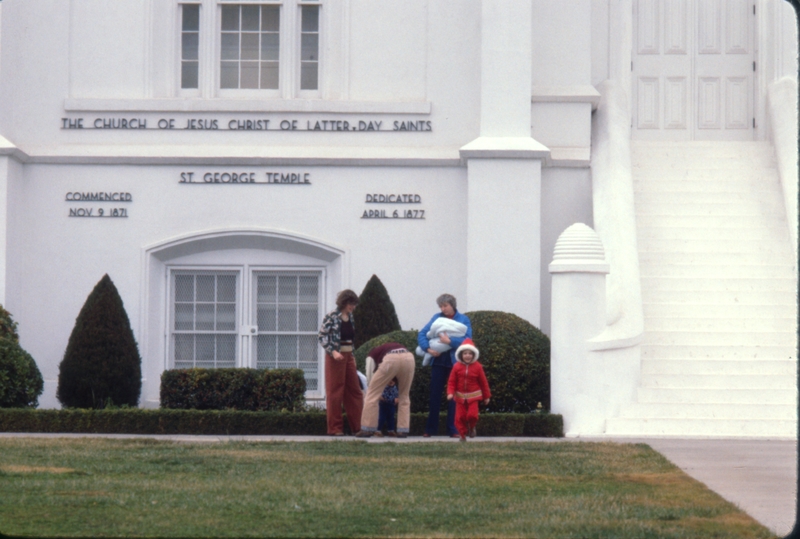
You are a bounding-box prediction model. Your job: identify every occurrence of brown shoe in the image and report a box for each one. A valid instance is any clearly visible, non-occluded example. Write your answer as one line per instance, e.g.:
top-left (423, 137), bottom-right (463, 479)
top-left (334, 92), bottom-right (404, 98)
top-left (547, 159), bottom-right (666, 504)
top-left (386, 431), bottom-right (397, 437)
top-left (450, 434), bottom-right (461, 438)
top-left (355, 430), bottom-right (373, 438)
top-left (459, 436), bottom-right (467, 443)
top-left (372, 431), bottom-right (384, 438)
top-left (469, 427), bottom-right (477, 438)
top-left (422, 433), bottom-right (431, 438)
top-left (331, 432), bottom-right (345, 437)
top-left (396, 432), bottom-right (408, 438)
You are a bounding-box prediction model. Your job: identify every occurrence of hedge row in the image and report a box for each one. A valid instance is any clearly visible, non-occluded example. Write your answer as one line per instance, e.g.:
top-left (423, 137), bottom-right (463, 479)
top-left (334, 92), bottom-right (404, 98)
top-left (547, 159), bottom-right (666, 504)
top-left (0, 409), bottom-right (563, 437)
top-left (160, 368), bottom-right (306, 411)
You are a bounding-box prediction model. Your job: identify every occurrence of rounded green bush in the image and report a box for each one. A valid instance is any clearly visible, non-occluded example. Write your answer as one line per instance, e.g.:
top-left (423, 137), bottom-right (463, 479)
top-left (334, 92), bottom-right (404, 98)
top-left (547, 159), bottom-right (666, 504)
top-left (0, 339), bottom-right (44, 408)
top-left (0, 304), bottom-right (20, 344)
top-left (465, 311), bottom-right (550, 412)
top-left (353, 330), bottom-right (434, 413)
top-left (354, 311), bottom-right (550, 414)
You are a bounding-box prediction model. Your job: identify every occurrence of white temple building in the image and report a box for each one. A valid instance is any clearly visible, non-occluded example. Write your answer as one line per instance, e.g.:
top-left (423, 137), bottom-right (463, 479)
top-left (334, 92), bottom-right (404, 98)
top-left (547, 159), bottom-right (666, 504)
top-left (0, 0), bottom-right (796, 437)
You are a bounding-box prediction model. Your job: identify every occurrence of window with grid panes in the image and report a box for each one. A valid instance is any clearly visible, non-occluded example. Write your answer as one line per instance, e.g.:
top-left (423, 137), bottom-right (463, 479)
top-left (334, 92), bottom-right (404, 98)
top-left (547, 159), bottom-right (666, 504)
top-left (176, 1), bottom-right (321, 95)
top-left (181, 5), bottom-right (200, 88)
top-left (220, 4), bottom-right (280, 89)
top-left (172, 272), bottom-right (238, 368)
top-left (255, 272), bottom-right (321, 391)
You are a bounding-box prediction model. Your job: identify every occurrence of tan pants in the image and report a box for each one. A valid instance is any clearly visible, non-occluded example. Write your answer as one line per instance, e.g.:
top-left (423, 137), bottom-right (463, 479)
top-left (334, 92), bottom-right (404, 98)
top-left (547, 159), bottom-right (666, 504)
top-left (361, 351), bottom-right (415, 433)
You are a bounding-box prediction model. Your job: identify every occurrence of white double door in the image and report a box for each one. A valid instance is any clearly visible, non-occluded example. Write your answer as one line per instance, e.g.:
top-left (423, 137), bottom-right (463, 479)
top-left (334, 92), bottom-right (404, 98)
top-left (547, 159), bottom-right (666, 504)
top-left (633, 0), bottom-right (756, 140)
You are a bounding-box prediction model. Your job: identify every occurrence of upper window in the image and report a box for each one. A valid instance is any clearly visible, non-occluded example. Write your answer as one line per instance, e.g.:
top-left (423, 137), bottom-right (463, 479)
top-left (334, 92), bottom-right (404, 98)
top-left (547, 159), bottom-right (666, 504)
top-left (179, 1), bottom-right (321, 97)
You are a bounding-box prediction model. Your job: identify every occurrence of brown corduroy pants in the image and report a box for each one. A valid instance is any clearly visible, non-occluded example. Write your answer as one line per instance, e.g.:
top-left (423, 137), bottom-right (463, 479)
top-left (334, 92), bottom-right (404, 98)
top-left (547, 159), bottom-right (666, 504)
top-left (325, 353), bottom-right (363, 435)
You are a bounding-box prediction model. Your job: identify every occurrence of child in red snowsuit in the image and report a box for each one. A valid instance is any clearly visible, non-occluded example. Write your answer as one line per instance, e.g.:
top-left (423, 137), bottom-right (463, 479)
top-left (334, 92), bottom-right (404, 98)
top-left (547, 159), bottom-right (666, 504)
top-left (446, 338), bottom-right (491, 442)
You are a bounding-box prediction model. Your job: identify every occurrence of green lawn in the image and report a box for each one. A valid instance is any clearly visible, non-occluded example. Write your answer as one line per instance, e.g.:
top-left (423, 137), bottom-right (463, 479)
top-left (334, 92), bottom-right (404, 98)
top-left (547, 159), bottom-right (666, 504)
top-left (0, 438), bottom-right (777, 538)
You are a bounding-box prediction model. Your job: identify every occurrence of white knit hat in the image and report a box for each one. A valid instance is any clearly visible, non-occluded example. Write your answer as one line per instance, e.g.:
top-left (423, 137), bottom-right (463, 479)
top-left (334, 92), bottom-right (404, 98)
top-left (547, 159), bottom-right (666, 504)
top-left (455, 338), bottom-right (479, 362)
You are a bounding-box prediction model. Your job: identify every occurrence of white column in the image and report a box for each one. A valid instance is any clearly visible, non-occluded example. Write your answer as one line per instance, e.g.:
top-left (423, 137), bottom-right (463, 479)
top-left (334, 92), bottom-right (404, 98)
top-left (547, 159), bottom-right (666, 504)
top-left (460, 0), bottom-right (549, 326)
top-left (549, 223), bottom-right (609, 436)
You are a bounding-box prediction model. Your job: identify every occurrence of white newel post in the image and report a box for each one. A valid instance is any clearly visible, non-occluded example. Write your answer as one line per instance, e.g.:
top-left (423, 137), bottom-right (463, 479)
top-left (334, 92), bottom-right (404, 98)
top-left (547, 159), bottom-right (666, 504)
top-left (549, 223), bottom-right (609, 436)
top-left (460, 0), bottom-right (549, 324)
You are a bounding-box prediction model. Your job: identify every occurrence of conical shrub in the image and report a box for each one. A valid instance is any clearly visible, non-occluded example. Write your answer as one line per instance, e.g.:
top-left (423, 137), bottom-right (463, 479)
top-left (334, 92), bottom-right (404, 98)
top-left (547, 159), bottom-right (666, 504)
top-left (57, 274), bottom-right (142, 408)
top-left (353, 274), bottom-right (401, 349)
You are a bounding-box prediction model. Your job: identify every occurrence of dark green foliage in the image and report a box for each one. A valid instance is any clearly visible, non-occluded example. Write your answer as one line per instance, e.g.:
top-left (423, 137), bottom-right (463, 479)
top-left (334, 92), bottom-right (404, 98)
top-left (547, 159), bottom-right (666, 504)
top-left (160, 368), bottom-right (306, 411)
top-left (0, 408), bottom-right (563, 437)
top-left (0, 303), bottom-right (19, 343)
top-left (353, 330), bottom-right (436, 413)
top-left (353, 275), bottom-right (401, 349)
top-left (466, 310), bottom-right (550, 412)
top-left (0, 339), bottom-right (44, 408)
top-left (57, 274), bottom-right (142, 409)
top-left (355, 312), bottom-right (551, 414)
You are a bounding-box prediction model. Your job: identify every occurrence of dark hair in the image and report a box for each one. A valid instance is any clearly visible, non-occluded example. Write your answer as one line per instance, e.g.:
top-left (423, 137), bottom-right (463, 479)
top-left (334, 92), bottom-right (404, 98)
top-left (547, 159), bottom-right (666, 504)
top-left (336, 289), bottom-right (359, 310)
top-left (436, 293), bottom-right (457, 311)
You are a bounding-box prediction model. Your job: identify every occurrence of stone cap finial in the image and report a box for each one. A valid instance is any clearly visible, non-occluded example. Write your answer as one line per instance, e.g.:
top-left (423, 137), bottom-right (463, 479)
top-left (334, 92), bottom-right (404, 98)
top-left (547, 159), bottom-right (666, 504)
top-left (549, 223), bottom-right (610, 274)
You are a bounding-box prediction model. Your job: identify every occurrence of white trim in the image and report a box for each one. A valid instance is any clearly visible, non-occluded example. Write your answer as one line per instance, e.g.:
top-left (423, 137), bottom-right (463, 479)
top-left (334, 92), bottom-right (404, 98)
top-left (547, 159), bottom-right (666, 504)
top-left (531, 85), bottom-right (602, 109)
top-left (63, 98), bottom-right (432, 114)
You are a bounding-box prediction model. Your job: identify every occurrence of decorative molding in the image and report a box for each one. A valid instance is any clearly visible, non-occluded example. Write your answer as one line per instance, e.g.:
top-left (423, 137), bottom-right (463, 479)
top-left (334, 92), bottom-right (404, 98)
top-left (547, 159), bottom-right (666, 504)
top-left (63, 98), bottom-right (432, 114)
top-left (531, 85), bottom-right (601, 109)
top-left (459, 136), bottom-right (550, 161)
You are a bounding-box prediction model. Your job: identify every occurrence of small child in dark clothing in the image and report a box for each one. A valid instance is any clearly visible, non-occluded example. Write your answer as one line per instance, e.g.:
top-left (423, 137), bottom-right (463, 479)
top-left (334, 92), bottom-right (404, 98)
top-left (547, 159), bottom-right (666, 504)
top-left (376, 378), bottom-right (399, 436)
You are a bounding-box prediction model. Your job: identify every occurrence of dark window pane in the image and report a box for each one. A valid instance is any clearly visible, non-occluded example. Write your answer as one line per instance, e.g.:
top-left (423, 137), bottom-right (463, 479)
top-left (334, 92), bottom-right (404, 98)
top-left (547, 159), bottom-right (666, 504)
top-left (261, 32), bottom-right (279, 61)
top-left (221, 33), bottom-right (239, 60)
top-left (262, 6), bottom-right (279, 32)
top-left (260, 62), bottom-right (279, 89)
top-left (181, 61), bottom-right (199, 89)
top-left (220, 61), bottom-right (238, 88)
top-left (241, 61), bottom-right (259, 88)
top-left (241, 5), bottom-right (259, 31)
top-left (221, 5), bottom-right (239, 31)
top-left (241, 33), bottom-right (259, 60)
top-left (300, 63), bottom-right (318, 90)
top-left (301, 5), bottom-right (319, 32)
top-left (182, 32), bottom-right (199, 60)
top-left (301, 33), bottom-right (318, 61)
top-left (182, 5), bottom-right (200, 31)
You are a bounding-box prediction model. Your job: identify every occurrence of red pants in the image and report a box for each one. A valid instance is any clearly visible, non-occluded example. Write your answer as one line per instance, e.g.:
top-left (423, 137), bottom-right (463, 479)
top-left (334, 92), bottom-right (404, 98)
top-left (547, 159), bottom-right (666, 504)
top-left (325, 353), bottom-right (363, 435)
top-left (454, 399), bottom-right (480, 437)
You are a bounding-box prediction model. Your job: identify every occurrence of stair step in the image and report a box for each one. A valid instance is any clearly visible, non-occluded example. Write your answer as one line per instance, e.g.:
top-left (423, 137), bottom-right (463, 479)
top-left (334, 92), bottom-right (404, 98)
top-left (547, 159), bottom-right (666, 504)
top-left (637, 226), bottom-right (790, 242)
top-left (604, 417), bottom-right (796, 437)
top-left (635, 191), bottom-right (784, 205)
top-left (633, 175), bottom-right (782, 192)
top-left (635, 202), bottom-right (786, 217)
top-left (618, 403), bottom-right (796, 420)
top-left (642, 331), bottom-right (796, 346)
top-left (639, 239), bottom-right (791, 253)
top-left (641, 344), bottom-right (797, 360)
top-left (644, 317), bottom-right (796, 332)
top-left (641, 264), bottom-right (795, 279)
top-left (640, 276), bottom-right (796, 291)
top-left (642, 289), bottom-right (796, 304)
top-left (638, 251), bottom-right (795, 265)
top-left (636, 214), bottom-right (788, 228)
top-left (639, 373), bottom-right (795, 389)
top-left (642, 303), bottom-right (797, 318)
top-left (636, 387), bottom-right (797, 405)
top-left (642, 358), bottom-right (796, 376)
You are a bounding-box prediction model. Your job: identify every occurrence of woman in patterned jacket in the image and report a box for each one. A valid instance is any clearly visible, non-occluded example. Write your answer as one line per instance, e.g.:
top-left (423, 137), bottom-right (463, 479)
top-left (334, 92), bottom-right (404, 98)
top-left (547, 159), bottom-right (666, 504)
top-left (318, 289), bottom-right (363, 435)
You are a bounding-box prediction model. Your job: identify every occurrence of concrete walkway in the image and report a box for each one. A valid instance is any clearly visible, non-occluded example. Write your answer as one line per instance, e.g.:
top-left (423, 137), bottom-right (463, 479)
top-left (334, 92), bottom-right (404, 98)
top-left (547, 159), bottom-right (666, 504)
top-left (1, 433), bottom-right (795, 536)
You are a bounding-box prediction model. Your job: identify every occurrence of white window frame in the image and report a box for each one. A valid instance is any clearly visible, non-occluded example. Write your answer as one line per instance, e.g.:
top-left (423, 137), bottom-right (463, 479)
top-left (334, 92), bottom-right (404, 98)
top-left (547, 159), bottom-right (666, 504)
top-left (176, 0), bottom-right (323, 99)
top-left (165, 264), bottom-right (326, 398)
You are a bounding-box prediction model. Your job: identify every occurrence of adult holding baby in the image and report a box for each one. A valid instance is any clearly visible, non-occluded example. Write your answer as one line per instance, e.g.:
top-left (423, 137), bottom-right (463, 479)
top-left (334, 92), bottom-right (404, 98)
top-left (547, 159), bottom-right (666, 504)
top-left (417, 294), bottom-right (472, 438)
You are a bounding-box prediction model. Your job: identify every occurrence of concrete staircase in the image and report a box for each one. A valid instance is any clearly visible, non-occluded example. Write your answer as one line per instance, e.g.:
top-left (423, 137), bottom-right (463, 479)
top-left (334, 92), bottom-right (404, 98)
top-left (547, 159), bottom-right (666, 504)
top-left (605, 141), bottom-right (798, 437)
